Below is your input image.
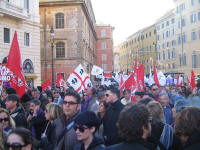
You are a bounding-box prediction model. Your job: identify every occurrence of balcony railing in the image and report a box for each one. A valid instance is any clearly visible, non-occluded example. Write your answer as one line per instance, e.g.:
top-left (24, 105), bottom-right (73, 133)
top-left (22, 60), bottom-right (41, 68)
top-left (0, 0), bottom-right (28, 20)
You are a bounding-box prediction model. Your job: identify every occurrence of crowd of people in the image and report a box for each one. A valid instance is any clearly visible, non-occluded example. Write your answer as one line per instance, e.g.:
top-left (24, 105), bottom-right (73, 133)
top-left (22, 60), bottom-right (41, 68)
top-left (0, 82), bottom-right (200, 150)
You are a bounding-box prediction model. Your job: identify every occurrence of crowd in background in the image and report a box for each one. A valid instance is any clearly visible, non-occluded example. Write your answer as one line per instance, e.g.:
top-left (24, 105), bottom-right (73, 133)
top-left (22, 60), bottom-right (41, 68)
top-left (0, 81), bottom-right (200, 150)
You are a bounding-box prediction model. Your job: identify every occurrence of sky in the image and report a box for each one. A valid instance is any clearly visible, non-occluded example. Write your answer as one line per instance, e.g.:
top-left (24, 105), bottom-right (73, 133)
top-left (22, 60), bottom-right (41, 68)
top-left (91, 0), bottom-right (175, 46)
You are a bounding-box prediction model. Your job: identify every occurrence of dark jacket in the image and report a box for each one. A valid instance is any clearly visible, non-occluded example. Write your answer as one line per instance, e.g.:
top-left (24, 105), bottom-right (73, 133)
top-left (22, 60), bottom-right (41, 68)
top-left (102, 99), bottom-right (124, 146)
top-left (54, 112), bottom-right (80, 150)
top-left (29, 109), bottom-right (47, 140)
top-left (37, 122), bottom-right (56, 150)
top-left (104, 141), bottom-right (154, 150)
top-left (73, 136), bottom-right (105, 150)
top-left (10, 105), bottom-right (27, 128)
top-left (184, 132), bottom-right (200, 150)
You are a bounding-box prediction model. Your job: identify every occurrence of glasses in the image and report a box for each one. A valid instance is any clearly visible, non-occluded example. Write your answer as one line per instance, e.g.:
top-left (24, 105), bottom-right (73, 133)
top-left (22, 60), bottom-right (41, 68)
top-left (5, 142), bottom-right (27, 150)
top-left (63, 101), bottom-right (78, 105)
top-left (105, 94), bottom-right (110, 97)
top-left (73, 125), bottom-right (89, 133)
top-left (0, 117), bottom-right (9, 122)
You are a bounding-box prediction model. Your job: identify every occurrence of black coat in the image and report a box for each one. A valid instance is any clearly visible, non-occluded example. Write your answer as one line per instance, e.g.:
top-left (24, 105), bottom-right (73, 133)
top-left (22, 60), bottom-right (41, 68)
top-left (73, 136), bottom-right (105, 150)
top-left (10, 106), bottom-right (27, 128)
top-left (104, 141), bottom-right (154, 150)
top-left (29, 109), bottom-right (47, 140)
top-left (102, 100), bottom-right (124, 146)
top-left (184, 132), bottom-right (200, 150)
top-left (37, 122), bottom-right (56, 150)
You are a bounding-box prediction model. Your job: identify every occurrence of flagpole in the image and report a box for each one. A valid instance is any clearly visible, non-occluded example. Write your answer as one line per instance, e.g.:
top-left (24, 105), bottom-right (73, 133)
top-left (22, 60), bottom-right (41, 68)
top-left (50, 26), bottom-right (55, 89)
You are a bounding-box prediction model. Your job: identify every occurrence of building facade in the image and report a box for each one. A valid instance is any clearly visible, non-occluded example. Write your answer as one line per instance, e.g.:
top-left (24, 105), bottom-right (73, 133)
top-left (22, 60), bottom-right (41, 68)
top-left (174, 0), bottom-right (200, 75)
top-left (156, 9), bottom-right (177, 73)
top-left (39, 0), bottom-right (97, 83)
top-left (113, 46), bottom-right (120, 72)
top-left (96, 24), bottom-right (114, 72)
top-left (0, 0), bottom-right (41, 87)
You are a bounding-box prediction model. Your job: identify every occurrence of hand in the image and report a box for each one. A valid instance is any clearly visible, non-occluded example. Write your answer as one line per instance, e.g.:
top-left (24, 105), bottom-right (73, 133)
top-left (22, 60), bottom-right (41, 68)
top-left (27, 114), bottom-right (33, 121)
top-left (33, 105), bottom-right (40, 117)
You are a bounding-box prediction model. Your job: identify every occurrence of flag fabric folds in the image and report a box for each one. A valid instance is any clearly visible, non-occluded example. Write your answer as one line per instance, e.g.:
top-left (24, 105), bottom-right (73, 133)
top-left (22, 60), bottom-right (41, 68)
top-left (42, 79), bottom-right (51, 91)
top-left (91, 65), bottom-right (103, 76)
top-left (191, 70), bottom-right (196, 90)
top-left (6, 31), bottom-right (26, 98)
top-left (153, 62), bottom-right (160, 89)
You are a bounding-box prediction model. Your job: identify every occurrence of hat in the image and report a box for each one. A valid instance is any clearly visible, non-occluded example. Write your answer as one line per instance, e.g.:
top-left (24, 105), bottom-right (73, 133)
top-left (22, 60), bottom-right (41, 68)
top-left (175, 97), bottom-right (189, 113)
top-left (75, 111), bottom-right (100, 128)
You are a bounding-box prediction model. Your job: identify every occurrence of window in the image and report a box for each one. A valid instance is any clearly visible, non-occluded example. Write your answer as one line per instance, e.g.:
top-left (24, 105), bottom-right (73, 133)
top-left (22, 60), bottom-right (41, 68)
top-left (178, 18), bottom-right (185, 28)
top-left (190, 13), bottom-right (196, 23)
top-left (162, 23), bottom-right (164, 29)
top-left (101, 42), bottom-right (107, 49)
top-left (168, 50), bottom-right (170, 59)
top-left (102, 64), bottom-right (107, 70)
top-left (162, 33), bottom-right (165, 39)
top-left (191, 0), bottom-right (194, 6)
top-left (172, 28), bottom-right (175, 36)
top-left (191, 31), bottom-right (196, 40)
top-left (179, 55), bottom-right (182, 66)
top-left (166, 21), bottom-right (169, 26)
top-left (159, 53), bottom-right (161, 60)
top-left (56, 42), bottom-right (65, 58)
top-left (55, 13), bottom-right (64, 29)
top-left (157, 35), bottom-right (160, 41)
top-left (172, 40), bottom-right (176, 46)
top-left (192, 55), bottom-right (198, 68)
top-left (24, 32), bottom-right (29, 46)
top-left (157, 25), bottom-right (160, 31)
top-left (182, 33), bottom-right (186, 43)
top-left (4, 28), bottom-right (10, 43)
top-left (168, 64), bottom-right (171, 69)
top-left (162, 43), bottom-right (165, 49)
top-left (163, 51), bottom-right (165, 60)
top-left (172, 48), bottom-right (176, 58)
top-left (101, 54), bottom-right (107, 61)
top-left (149, 32), bottom-right (151, 37)
top-left (167, 42), bottom-right (170, 47)
top-left (101, 30), bottom-right (106, 37)
top-left (150, 45), bottom-right (152, 52)
top-left (171, 18), bottom-right (175, 24)
top-left (172, 63), bottom-right (175, 69)
top-left (198, 11), bottom-right (200, 21)
top-left (178, 35), bottom-right (181, 45)
top-left (183, 54), bottom-right (187, 65)
top-left (24, 0), bottom-right (29, 12)
top-left (166, 31), bottom-right (170, 38)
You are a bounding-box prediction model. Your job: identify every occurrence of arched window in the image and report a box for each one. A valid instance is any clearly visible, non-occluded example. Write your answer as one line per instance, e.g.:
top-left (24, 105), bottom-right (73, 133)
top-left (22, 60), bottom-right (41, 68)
top-left (55, 13), bottom-right (64, 29)
top-left (56, 42), bottom-right (65, 58)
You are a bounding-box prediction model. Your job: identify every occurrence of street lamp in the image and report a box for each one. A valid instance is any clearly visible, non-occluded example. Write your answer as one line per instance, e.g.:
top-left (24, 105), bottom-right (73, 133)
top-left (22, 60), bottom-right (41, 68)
top-left (50, 26), bottom-right (55, 89)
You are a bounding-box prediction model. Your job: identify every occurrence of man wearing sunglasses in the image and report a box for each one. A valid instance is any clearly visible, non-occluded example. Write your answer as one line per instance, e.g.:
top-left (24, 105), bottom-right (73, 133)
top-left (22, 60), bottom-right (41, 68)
top-left (151, 84), bottom-right (159, 101)
top-left (54, 91), bottom-right (81, 150)
top-left (103, 85), bottom-right (124, 146)
top-left (73, 111), bottom-right (105, 150)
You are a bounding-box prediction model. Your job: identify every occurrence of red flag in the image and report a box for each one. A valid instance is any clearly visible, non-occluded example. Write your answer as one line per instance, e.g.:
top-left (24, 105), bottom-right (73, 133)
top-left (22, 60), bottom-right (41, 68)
top-left (104, 72), bottom-right (112, 78)
top-left (191, 70), bottom-right (196, 90)
top-left (134, 57), bottom-right (137, 75)
top-left (120, 75), bottom-right (125, 91)
top-left (6, 31), bottom-right (26, 98)
top-left (137, 64), bottom-right (144, 91)
top-left (176, 73), bottom-right (179, 88)
top-left (42, 79), bottom-right (51, 91)
top-left (124, 73), bottom-right (136, 91)
top-left (56, 73), bottom-right (66, 87)
top-left (153, 62), bottom-right (160, 89)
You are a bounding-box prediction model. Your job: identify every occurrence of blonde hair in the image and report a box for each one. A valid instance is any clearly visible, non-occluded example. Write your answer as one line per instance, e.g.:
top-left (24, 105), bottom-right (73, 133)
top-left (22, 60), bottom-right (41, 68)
top-left (46, 103), bottom-right (63, 121)
top-left (147, 101), bottom-right (164, 122)
top-left (0, 108), bottom-right (15, 129)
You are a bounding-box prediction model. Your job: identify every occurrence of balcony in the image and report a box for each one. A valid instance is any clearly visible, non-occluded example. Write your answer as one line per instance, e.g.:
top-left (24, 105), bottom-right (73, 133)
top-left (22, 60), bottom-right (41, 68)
top-left (0, 0), bottom-right (29, 20)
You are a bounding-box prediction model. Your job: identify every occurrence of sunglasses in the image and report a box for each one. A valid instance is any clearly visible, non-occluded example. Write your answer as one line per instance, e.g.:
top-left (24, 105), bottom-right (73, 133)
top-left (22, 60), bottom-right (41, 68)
top-left (5, 142), bottom-right (27, 150)
top-left (63, 101), bottom-right (78, 105)
top-left (105, 94), bottom-right (110, 97)
top-left (0, 118), bottom-right (9, 122)
top-left (73, 125), bottom-right (89, 133)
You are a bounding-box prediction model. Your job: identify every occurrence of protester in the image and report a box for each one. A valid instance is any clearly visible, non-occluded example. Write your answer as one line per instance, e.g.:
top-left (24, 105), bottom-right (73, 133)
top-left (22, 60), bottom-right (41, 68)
top-left (6, 127), bottom-right (33, 150)
top-left (103, 85), bottom-right (124, 146)
top-left (83, 87), bottom-right (98, 111)
top-left (158, 91), bottom-right (173, 125)
top-left (151, 84), bottom-right (159, 101)
top-left (121, 89), bottom-right (131, 105)
top-left (73, 111), bottom-right (105, 150)
top-left (90, 92), bottom-right (105, 112)
top-left (0, 108), bottom-right (15, 137)
top-left (96, 100), bottom-right (109, 138)
top-left (175, 107), bottom-right (200, 150)
top-left (53, 89), bottom-right (63, 106)
top-left (5, 94), bottom-right (27, 128)
top-left (105, 104), bottom-right (153, 150)
top-left (37, 102), bottom-right (63, 150)
top-left (27, 99), bottom-right (47, 140)
top-left (135, 91), bottom-right (145, 102)
top-left (54, 91), bottom-right (81, 150)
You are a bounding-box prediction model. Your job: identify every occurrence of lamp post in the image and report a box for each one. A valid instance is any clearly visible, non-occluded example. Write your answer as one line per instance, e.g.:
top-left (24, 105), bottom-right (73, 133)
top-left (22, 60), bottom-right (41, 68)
top-left (50, 26), bottom-right (55, 89)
